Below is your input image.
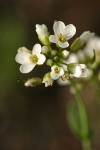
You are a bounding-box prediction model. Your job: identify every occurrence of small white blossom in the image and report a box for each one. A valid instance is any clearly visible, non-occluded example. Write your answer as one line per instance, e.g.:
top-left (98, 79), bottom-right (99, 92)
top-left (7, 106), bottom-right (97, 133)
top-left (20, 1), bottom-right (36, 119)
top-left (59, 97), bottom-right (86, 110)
top-left (36, 24), bottom-right (50, 45)
top-left (50, 65), bottom-right (64, 80)
top-left (15, 44), bottom-right (46, 73)
top-left (42, 73), bottom-right (54, 87)
top-left (49, 21), bottom-right (76, 48)
top-left (72, 64), bottom-right (88, 78)
top-left (84, 36), bottom-right (100, 63)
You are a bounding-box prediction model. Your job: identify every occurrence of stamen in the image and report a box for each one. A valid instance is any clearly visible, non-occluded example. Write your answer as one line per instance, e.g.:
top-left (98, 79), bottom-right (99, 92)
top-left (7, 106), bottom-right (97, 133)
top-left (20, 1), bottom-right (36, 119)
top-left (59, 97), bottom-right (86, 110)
top-left (30, 55), bottom-right (38, 64)
top-left (58, 33), bottom-right (66, 43)
top-left (54, 67), bottom-right (59, 73)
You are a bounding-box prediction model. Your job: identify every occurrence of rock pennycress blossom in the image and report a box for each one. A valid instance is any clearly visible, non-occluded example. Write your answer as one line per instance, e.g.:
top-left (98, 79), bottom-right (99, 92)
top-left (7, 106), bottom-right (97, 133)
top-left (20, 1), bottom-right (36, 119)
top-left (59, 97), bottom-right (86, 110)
top-left (15, 20), bottom-right (97, 87)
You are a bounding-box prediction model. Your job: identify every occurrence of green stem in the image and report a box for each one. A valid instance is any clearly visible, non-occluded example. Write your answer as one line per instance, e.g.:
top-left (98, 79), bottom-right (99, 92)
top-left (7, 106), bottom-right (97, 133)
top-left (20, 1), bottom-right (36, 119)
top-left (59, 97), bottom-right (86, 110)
top-left (82, 139), bottom-right (92, 150)
top-left (70, 79), bottom-right (92, 150)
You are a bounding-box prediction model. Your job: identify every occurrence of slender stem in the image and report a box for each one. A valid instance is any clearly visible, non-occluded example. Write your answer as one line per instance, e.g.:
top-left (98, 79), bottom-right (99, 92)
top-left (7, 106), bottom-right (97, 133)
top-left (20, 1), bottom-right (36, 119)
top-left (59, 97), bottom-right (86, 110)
top-left (70, 79), bottom-right (92, 150)
top-left (82, 139), bottom-right (92, 150)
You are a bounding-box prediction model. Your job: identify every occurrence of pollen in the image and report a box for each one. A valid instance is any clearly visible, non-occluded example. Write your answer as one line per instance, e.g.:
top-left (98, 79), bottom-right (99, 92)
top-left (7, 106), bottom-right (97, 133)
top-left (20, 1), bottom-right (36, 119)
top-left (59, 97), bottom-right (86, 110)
top-left (30, 55), bottom-right (38, 64)
top-left (58, 33), bottom-right (66, 43)
top-left (54, 67), bottom-right (59, 73)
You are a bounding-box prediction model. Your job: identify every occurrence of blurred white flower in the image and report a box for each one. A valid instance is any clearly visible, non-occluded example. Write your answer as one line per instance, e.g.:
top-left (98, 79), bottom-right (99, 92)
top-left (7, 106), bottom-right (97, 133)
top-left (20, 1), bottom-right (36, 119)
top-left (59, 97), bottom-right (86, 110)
top-left (50, 65), bottom-right (64, 80)
top-left (49, 21), bottom-right (76, 48)
top-left (72, 64), bottom-right (88, 78)
top-left (36, 24), bottom-right (50, 45)
top-left (66, 53), bottom-right (79, 63)
top-left (84, 36), bottom-right (100, 63)
top-left (15, 44), bottom-right (46, 73)
top-left (42, 73), bottom-right (54, 87)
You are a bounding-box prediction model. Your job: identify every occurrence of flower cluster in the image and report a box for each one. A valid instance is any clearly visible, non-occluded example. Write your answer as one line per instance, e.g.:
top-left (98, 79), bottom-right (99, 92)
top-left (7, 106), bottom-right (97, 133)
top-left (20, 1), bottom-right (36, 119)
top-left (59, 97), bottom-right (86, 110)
top-left (15, 21), bottom-right (99, 87)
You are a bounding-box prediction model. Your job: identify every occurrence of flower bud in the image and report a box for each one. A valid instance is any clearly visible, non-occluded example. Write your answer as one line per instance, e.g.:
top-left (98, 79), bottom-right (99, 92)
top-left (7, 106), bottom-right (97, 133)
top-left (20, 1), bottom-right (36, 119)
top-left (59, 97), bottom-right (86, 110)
top-left (36, 24), bottom-right (50, 46)
top-left (71, 31), bottom-right (94, 52)
top-left (51, 50), bottom-right (58, 57)
top-left (61, 50), bottom-right (69, 58)
top-left (71, 38), bottom-right (84, 52)
top-left (42, 73), bottom-right (54, 87)
top-left (53, 56), bottom-right (60, 62)
top-left (46, 59), bottom-right (54, 66)
top-left (24, 78), bottom-right (42, 87)
top-left (42, 46), bottom-right (49, 55)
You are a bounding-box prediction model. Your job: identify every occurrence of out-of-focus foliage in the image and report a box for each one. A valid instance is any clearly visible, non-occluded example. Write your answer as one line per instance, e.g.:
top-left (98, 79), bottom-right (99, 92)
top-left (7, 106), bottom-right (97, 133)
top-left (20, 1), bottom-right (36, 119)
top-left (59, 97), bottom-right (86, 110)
top-left (0, 14), bottom-right (27, 100)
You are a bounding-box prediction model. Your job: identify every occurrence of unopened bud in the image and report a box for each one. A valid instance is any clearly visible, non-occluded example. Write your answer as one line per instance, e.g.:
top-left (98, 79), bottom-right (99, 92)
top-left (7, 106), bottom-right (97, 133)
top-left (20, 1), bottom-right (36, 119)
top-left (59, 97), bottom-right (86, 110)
top-left (24, 78), bottom-right (42, 87)
top-left (62, 50), bottom-right (69, 58)
top-left (46, 59), bottom-right (54, 66)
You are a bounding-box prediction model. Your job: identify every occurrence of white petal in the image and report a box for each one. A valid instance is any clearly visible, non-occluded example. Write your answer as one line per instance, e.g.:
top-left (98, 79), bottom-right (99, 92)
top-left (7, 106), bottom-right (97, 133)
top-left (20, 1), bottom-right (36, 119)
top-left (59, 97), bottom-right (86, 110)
top-left (64, 24), bottom-right (76, 40)
top-left (36, 24), bottom-right (48, 36)
top-left (18, 47), bottom-right (31, 53)
top-left (37, 54), bottom-right (46, 65)
top-left (80, 64), bottom-right (88, 77)
top-left (20, 63), bottom-right (35, 73)
top-left (51, 65), bottom-right (57, 71)
top-left (59, 67), bottom-right (64, 76)
top-left (15, 52), bottom-right (31, 64)
top-left (49, 35), bottom-right (57, 43)
top-left (50, 72), bottom-right (59, 80)
top-left (73, 65), bottom-right (82, 78)
top-left (60, 64), bottom-right (68, 71)
top-left (53, 21), bottom-right (65, 36)
top-left (66, 54), bottom-right (78, 64)
top-left (58, 41), bottom-right (69, 48)
top-left (32, 44), bottom-right (41, 55)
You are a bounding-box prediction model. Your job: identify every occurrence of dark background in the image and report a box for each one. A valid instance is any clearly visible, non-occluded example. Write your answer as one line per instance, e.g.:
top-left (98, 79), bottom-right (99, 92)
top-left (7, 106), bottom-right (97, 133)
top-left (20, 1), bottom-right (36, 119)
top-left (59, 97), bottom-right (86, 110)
top-left (0, 0), bottom-right (100, 149)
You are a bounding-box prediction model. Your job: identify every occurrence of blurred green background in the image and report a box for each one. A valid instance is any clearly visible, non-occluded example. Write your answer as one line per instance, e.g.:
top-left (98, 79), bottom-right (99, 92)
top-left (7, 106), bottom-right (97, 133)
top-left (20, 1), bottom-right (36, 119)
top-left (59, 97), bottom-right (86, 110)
top-left (0, 0), bottom-right (100, 149)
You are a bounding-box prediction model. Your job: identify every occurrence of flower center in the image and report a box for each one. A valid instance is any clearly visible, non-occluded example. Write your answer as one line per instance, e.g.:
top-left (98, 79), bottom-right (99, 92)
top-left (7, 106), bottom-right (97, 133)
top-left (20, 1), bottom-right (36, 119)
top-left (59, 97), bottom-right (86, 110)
top-left (81, 68), bottom-right (85, 73)
top-left (58, 33), bottom-right (66, 43)
top-left (30, 55), bottom-right (38, 64)
top-left (54, 67), bottom-right (59, 73)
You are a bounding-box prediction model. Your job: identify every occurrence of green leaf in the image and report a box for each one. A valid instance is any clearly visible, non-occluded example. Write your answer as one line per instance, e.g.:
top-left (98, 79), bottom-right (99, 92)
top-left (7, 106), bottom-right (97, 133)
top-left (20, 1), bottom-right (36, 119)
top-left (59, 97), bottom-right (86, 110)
top-left (67, 100), bottom-right (92, 140)
top-left (67, 101), bottom-right (82, 139)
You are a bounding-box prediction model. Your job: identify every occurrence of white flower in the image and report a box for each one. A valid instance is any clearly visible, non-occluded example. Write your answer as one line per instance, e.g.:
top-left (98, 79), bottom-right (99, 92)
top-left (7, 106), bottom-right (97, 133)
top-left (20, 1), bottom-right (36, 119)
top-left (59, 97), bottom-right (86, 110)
top-left (50, 65), bottom-right (64, 80)
top-left (36, 24), bottom-right (50, 45)
top-left (49, 21), bottom-right (76, 48)
top-left (42, 73), bottom-right (54, 87)
top-left (84, 36), bottom-right (100, 63)
top-left (72, 64), bottom-right (88, 78)
top-left (15, 44), bottom-right (46, 73)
